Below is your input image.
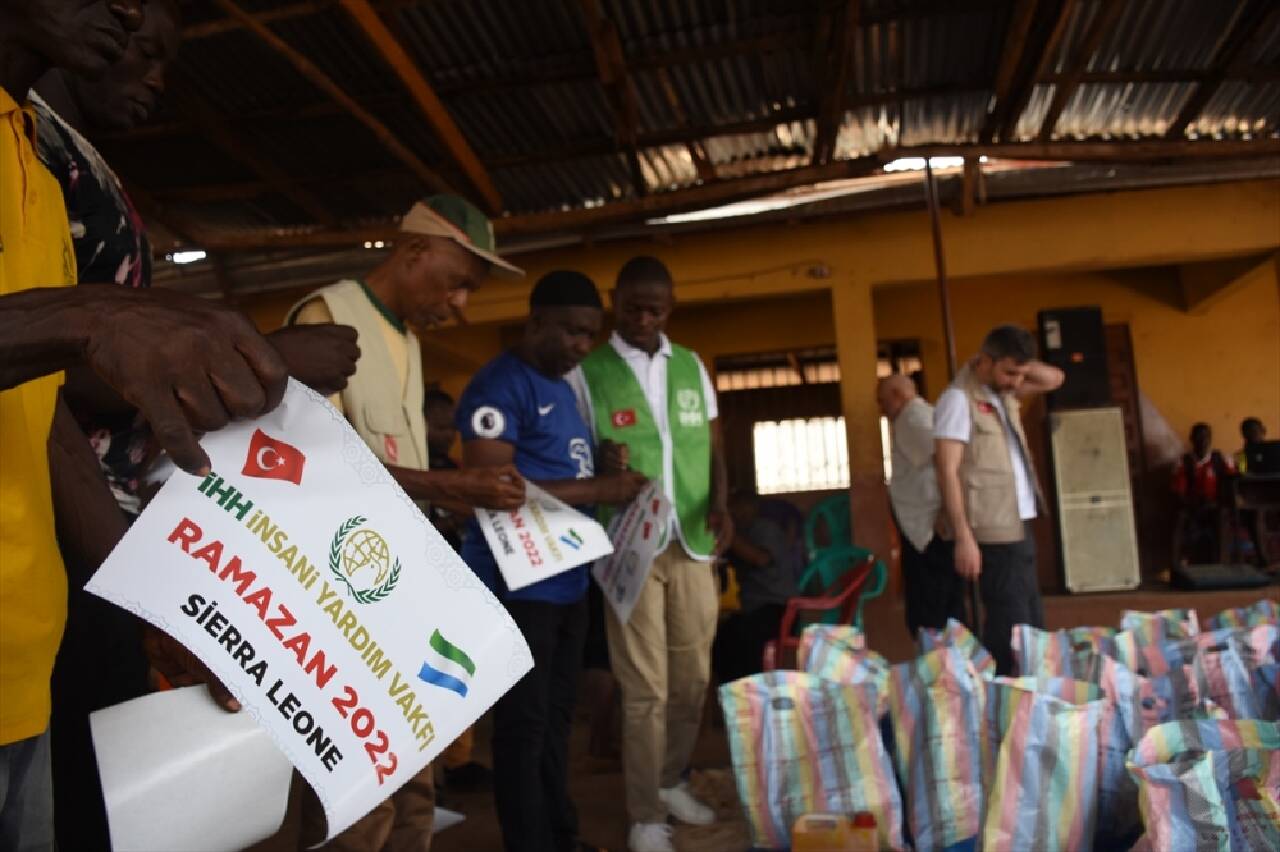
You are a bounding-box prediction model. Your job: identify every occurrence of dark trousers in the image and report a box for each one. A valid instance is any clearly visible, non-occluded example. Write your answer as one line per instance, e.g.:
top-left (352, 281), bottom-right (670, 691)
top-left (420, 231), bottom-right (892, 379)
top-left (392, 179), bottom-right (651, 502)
top-left (492, 598), bottom-right (588, 852)
top-left (978, 528), bottom-right (1044, 676)
top-left (51, 572), bottom-right (150, 850)
top-left (898, 524), bottom-right (964, 641)
top-left (711, 603), bottom-right (786, 684)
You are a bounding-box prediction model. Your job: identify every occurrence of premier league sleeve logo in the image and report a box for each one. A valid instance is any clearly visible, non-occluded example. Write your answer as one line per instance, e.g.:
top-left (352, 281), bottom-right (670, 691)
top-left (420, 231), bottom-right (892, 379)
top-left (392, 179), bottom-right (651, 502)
top-left (471, 406), bottom-right (506, 439)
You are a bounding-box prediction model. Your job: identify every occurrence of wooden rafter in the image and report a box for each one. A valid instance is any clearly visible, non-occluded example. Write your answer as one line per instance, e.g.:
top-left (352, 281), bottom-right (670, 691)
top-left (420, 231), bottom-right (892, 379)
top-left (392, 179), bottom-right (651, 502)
top-left (201, 154), bottom-right (887, 249)
top-left (579, 0), bottom-right (645, 196)
top-left (995, 0), bottom-right (1081, 142)
top-left (1165, 0), bottom-right (1280, 139)
top-left (191, 138), bottom-right (1280, 251)
top-left (811, 0), bottom-right (861, 166)
top-left (123, 180), bottom-right (207, 248)
top-left (655, 68), bottom-right (715, 181)
top-left (168, 72), bottom-right (337, 226)
top-left (979, 0), bottom-right (1041, 143)
top-left (185, 0), bottom-right (1002, 40)
top-left (1037, 0), bottom-right (1124, 142)
top-left (337, 0), bottom-right (502, 213)
top-left (207, 0), bottom-right (454, 197)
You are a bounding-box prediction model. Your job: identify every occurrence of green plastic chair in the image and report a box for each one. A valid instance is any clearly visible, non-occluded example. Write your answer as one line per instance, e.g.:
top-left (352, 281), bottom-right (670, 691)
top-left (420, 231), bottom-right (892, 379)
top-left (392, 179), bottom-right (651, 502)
top-left (804, 492), bottom-right (852, 558)
top-left (793, 544), bottom-right (887, 633)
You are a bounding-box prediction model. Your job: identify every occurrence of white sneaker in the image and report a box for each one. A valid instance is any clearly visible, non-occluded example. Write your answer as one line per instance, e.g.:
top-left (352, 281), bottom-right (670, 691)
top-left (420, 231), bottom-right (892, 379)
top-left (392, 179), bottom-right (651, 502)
top-left (658, 781), bottom-right (716, 826)
top-left (628, 822), bottom-right (675, 852)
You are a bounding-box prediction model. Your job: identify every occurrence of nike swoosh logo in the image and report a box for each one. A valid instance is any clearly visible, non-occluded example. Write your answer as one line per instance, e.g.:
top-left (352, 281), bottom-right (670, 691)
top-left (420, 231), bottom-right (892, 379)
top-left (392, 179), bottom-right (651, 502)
top-left (538, 404), bottom-right (555, 416)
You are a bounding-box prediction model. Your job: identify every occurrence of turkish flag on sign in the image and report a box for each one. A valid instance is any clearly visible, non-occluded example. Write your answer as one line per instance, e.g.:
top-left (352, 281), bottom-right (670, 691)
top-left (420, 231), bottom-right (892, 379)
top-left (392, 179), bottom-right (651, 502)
top-left (611, 409), bottom-right (637, 429)
top-left (242, 429), bottom-right (306, 485)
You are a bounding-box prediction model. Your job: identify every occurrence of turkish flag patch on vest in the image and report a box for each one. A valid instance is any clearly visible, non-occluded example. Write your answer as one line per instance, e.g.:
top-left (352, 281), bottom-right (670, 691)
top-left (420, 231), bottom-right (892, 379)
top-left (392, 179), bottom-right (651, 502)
top-left (242, 429), bottom-right (306, 485)
top-left (611, 409), bottom-right (637, 428)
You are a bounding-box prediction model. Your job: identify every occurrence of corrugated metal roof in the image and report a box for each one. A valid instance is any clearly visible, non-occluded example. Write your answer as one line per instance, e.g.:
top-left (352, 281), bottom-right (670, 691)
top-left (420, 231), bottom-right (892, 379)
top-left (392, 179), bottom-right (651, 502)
top-left (117, 0), bottom-right (1280, 242)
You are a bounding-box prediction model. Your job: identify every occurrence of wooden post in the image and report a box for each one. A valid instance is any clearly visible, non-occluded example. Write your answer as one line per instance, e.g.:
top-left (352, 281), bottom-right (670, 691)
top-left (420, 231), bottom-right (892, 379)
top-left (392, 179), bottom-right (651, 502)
top-left (924, 160), bottom-right (958, 378)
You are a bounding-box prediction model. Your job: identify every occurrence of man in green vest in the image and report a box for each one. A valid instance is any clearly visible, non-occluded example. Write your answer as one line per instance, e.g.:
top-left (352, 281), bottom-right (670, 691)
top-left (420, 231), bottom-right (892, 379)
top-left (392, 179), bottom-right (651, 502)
top-left (567, 255), bottom-right (731, 852)
top-left (290, 195), bottom-right (526, 851)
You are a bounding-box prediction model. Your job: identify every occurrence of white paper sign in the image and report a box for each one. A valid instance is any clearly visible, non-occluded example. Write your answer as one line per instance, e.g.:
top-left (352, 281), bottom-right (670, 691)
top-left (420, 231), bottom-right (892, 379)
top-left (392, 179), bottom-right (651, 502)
top-left (475, 482), bottom-right (613, 592)
top-left (86, 381), bottom-right (532, 841)
top-left (592, 481), bottom-right (671, 623)
top-left (91, 686), bottom-right (294, 852)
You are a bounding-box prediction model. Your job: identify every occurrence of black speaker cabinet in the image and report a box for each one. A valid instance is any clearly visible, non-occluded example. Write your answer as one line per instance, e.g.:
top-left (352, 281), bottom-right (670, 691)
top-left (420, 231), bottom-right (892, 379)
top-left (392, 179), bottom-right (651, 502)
top-left (1038, 307), bottom-right (1110, 410)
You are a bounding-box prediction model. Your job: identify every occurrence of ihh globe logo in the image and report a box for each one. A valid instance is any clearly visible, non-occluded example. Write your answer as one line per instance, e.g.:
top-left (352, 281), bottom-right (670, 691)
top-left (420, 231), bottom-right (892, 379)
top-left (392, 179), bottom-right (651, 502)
top-left (329, 516), bottom-right (401, 604)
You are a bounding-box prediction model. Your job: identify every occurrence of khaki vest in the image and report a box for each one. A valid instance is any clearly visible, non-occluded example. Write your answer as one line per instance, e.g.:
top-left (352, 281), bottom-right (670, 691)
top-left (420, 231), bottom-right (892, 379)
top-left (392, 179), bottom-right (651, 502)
top-left (952, 365), bottom-right (1044, 544)
top-left (290, 280), bottom-right (428, 471)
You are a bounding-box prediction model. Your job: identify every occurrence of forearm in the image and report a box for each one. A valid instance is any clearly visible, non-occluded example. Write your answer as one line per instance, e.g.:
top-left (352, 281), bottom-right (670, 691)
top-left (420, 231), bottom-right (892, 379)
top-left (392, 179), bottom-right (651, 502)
top-left (938, 468), bottom-right (972, 541)
top-left (538, 478), bottom-right (610, 506)
top-left (0, 287), bottom-right (101, 390)
top-left (388, 466), bottom-right (476, 514)
top-left (49, 394), bottom-right (129, 586)
top-left (709, 422), bottom-right (728, 511)
top-left (1020, 360), bottom-right (1065, 395)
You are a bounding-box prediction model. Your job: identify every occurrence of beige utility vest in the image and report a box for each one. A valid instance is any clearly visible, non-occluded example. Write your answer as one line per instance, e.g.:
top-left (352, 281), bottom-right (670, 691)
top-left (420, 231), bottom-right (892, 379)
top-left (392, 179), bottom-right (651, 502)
top-left (291, 280), bottom-right (428, 471)
top-left (953, 365), bottom-right (1045, 544)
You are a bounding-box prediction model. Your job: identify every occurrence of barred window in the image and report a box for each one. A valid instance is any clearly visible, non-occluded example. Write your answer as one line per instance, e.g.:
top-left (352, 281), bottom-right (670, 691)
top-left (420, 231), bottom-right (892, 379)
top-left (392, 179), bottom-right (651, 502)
top-left (752, 417), bottom-right (850, 495)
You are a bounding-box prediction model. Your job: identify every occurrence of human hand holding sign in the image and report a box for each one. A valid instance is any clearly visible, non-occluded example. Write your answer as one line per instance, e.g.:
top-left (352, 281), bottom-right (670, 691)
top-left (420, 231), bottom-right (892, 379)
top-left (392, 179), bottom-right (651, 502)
top-left (267, 323), bottom-right (360, 396)
top-left (80, 287), bottom-right (288, 476)
top-left (598, 439), bottom-right (630, 474)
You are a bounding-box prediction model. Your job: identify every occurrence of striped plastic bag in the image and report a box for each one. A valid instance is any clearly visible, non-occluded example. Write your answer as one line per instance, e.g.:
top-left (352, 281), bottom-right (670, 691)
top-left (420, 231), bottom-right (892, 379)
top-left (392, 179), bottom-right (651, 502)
top-left (1251, 664), bottom-right (1280, 721)
top-left (886, 647), bottom-right (989, 851)
top-left (1067, 653), bottom-right (1165, 849)
top-left (1191, 636), bottom-right (1268, 721)
top-left (1121, 608), bottom-right (1201, 640)
top-left (719, 672), bottom-right (906, 851)
top-left (1204, 599), bottom-right (1279, 631)
top-left (918, 618), bottom-right (997, 681)
top-left (1127, 720), bottom-right (1280, 852)
top-left (1013, 625), bottom-right (1120, 679)
top-left (982, 683), bottom-right (1106, 851)
top-left (798, 624), bottom-right (890, 701)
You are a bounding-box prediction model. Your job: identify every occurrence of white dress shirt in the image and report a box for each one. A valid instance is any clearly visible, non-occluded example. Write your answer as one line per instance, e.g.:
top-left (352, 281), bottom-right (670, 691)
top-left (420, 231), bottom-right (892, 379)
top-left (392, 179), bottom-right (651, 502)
top-left (934, 384), bottom-right (1037, 520)
top-left (566, 332), bottom-right (718, 559)
top-left (888, 396), bottom-right (941, 553)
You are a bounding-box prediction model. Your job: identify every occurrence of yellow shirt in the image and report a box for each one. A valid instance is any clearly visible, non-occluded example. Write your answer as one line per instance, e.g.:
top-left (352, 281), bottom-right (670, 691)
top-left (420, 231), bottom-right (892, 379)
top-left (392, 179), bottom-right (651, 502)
top-left (0, 87), bottom-right (76, 744)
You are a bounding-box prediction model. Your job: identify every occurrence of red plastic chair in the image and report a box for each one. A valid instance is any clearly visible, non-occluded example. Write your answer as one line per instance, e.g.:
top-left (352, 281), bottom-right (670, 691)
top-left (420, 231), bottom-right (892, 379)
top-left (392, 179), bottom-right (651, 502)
top-left (762, 552), bottom-right (876, 671)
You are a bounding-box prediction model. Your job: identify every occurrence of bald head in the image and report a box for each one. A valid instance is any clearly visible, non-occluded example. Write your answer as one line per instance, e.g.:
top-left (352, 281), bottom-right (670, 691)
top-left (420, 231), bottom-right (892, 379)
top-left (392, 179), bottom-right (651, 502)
top-left (877, 374), bottom-right (917, 420)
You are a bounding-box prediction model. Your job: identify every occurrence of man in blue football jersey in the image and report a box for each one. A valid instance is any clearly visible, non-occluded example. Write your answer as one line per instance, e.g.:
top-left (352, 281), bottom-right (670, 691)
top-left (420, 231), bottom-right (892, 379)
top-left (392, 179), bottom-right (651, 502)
top-left (457, 270), bottom-right (647, 852)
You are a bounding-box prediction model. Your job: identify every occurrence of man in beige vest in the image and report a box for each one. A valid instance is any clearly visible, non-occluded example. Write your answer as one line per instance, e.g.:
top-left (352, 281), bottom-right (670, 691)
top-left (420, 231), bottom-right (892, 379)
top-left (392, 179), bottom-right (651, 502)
top-left (934, 325), bottom-right (1063, 675)
top-left (290, 195), bottom-right (527, 851)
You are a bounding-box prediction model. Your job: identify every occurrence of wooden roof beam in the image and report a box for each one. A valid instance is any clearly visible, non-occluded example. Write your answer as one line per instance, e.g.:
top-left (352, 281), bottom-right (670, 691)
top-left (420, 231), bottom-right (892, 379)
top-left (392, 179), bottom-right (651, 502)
top-left (579, 0), bottom-right (646, 196)
top-left (1037, 0), bottom-right (1125, 142)
top-left (811, 0), bottom-right (862, 167)
top-left (201, 153), bottom-right (887, 250)
top-left (207, 0), bottom-right (454, 198)
top-left (655, 68), bottom-right (716, 181)
top-left (193, 138), bottom-right (1280, 252)
top-left (338, 0), bottom-right (502, 214)
top-left (995, 0), bottom-right (1081, 142)
top-left (167, 72), bottom-right (338, 226)
top-left (979, 0), bottom-right (1041, 143)
top-left (1165, 0), bottom-right (1280, 139)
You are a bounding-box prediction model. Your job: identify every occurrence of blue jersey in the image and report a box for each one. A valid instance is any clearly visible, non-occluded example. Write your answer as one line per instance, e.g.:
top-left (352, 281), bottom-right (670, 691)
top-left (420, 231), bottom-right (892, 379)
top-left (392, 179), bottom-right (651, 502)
top-left (456, 350), bottom-right (595, 604)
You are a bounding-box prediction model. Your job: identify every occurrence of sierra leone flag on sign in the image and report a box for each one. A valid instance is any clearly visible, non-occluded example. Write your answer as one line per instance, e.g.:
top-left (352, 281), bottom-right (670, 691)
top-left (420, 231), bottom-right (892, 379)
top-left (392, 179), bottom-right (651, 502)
top-left (417, 629), bottom-right (476, 698)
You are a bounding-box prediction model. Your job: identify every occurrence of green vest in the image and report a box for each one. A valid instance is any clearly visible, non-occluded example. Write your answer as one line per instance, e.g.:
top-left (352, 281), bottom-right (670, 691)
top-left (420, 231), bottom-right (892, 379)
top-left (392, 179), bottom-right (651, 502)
top-left (579, 342), bottom-right (715, 558)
